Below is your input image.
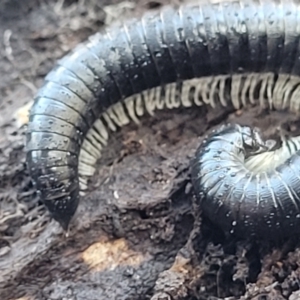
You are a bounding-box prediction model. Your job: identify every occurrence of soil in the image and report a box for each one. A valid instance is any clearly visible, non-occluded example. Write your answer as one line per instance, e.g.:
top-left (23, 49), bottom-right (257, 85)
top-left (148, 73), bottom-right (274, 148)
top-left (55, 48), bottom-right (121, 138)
top-left (1, 0), bottom-right (300, 300)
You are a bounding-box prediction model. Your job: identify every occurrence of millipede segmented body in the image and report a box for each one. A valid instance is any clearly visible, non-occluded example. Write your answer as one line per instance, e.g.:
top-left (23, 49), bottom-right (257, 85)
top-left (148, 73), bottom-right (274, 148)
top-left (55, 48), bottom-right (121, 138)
top-left (26, 0), bottom-right (300, 238)
top-left (192, 124), bottom-right (300, 238)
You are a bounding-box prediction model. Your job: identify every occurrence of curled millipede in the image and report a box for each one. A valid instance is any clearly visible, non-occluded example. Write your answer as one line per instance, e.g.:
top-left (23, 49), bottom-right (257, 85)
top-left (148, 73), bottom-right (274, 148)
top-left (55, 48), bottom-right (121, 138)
top-left (26, 0), bottom-right (300, 238)
top-left (192, 124), bottom-right (300, 239)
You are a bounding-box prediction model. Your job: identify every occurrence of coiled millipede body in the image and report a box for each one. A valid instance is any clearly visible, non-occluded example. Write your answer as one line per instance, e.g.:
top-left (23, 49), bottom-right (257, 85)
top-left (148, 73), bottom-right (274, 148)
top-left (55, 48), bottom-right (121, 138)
top-left (192, 124), bottom-right (300, 238)
top-left (26, 0), bottom-right (300, 238)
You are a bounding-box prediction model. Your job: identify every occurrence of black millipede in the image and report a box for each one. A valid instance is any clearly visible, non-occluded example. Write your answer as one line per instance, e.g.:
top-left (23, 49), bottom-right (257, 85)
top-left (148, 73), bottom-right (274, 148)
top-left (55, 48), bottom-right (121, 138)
top-left (25, 0), bottom-right (300, 239)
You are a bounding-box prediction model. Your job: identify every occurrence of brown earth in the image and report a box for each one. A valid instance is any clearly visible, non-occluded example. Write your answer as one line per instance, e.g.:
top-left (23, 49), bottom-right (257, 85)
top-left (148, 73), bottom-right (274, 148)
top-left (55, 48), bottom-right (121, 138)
top-left (1, 0), bottom-right (300, 299)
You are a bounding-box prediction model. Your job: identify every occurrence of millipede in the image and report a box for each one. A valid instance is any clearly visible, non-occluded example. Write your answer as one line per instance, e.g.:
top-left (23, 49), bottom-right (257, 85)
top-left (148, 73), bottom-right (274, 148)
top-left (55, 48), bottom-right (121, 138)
top-left (26, 0), bottom-right (300, 239)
